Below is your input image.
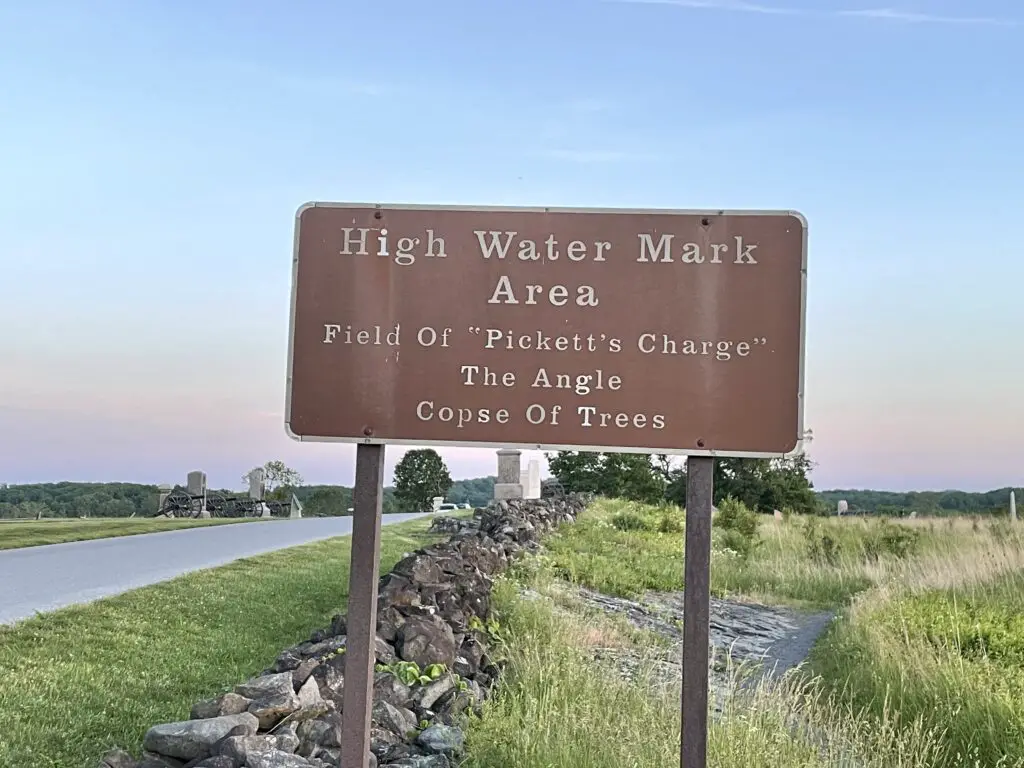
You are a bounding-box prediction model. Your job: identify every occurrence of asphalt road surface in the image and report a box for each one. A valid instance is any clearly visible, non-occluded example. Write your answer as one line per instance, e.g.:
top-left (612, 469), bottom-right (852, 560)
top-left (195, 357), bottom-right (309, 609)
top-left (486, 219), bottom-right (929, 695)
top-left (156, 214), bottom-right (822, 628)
top-left (0, 514), bottom-right (429, 626)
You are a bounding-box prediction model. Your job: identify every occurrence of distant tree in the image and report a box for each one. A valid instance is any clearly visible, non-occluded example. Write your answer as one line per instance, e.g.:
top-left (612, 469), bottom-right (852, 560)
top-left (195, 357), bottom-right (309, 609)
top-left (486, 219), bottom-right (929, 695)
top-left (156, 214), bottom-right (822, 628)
top-left (546, 451), bottom-right (604, 494)
top-left (244, 460), bottom-right (304, 501)
top-left (19, 501), bottom-right (49, 520)
top-left (447, 476), bottom-right (496, 508)
top-left (304, 487), bottom-right (352, 517)
top-left (547, 451), bottom-right (666, 504)
top-left (665, 454), bottom-right (819, 515)
top-left (394, 449), bottom-right (453, 513)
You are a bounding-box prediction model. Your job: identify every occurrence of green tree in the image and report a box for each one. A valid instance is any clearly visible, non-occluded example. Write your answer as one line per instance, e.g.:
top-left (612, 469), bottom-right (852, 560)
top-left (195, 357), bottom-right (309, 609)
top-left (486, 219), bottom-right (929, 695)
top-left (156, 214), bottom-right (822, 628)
top-left (547, 451), bottom-right (666, 504)
top-left (665, 454), bottom-right (818, 515)
top-left (304, 487), bottom-right (352, 517)
top-left (447, 476), bottom-right (496, 507)
top-left (393, 449), bottom-right (453, 513)
top-left (546, 451), bottom-right (604, 494)
top-left (243, 460), bottom-right (304, 501)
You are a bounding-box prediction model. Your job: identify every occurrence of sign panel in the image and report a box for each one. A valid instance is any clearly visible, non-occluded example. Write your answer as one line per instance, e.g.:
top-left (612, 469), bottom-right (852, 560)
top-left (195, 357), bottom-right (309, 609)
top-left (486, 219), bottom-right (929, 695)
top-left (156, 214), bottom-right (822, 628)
top-left (286, 203), bottom-right (807, 456)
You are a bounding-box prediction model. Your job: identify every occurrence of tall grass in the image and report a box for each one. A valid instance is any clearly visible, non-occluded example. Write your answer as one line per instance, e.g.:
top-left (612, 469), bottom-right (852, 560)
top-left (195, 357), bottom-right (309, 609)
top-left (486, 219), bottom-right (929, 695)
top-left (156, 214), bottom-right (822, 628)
top-left (542, 498), bottom-right (952, 607)
top-left (809, 526), bottom-right (1024, 767)
top-left (533, 498), bottom-right (1024, 766)
top-left (464, 570), bottom-right (961, 768)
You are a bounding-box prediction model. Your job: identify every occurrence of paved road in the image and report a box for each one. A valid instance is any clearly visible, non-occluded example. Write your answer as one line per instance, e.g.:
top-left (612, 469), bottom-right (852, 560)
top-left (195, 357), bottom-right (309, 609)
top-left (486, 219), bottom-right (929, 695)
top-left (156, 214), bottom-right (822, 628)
top-left (0, 514), bottom-right (429, 626)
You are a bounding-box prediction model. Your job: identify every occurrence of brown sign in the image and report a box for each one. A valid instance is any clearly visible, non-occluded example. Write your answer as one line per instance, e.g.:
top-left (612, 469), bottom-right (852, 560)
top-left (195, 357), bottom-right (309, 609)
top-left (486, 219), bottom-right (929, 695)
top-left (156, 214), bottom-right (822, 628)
top-left (286, 204), bottom-right (807, 456)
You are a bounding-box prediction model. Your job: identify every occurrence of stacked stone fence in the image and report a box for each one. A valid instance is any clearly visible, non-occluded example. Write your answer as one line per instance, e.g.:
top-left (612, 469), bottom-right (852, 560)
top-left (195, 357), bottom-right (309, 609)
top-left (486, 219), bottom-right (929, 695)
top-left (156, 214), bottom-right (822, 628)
top-left (102, 493), bottom-right (590, 768)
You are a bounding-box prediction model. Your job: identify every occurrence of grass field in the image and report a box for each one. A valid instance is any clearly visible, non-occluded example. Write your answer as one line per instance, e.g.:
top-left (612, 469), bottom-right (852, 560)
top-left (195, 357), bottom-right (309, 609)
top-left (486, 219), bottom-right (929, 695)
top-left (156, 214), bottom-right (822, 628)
top-left (472, 498), bottom-right (1024, 768)
top-left (466, 569), bottom-right (954, 768)
top-left (5, 497), bottom-right (1021, 767)
top-left (0, 516), bottom-right (258, 551)
top-left (0, 515), bottom-right (445, 768)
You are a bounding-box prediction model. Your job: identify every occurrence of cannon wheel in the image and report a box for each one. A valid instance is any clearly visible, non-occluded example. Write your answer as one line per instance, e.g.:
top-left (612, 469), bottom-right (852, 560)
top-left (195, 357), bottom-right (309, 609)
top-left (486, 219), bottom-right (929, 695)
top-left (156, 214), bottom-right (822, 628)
top-left (220, 498), bottom-right (245, 518)
top-left (161, 490), bottom-right (194, 518)
top-left (205, 493), bottom-right (227, 517)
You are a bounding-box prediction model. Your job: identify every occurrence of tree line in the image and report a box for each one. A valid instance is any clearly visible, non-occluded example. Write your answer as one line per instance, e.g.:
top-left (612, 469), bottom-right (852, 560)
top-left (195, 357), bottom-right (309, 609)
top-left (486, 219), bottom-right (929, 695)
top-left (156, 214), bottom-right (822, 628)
top-left (546, 451), bottom-right (822, 515)
top-left (816, 487), bottom-right (1022, 517)
top-left (545, 451), bottom-right (1019, 518)
top-left (0, 453), bottom-right (495, 519)
top-left (2, 451), bottom-right (1016, 519)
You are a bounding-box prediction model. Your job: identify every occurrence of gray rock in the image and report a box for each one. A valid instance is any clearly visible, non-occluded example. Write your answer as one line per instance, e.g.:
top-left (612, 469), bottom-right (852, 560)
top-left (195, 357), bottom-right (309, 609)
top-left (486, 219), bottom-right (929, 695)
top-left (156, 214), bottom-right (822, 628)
top-left (99, 748), bottom-right (138, 768)
top-left (295, 676), bottom-right (325, 712)
top-left (138, 757), bottom-right (185, 768)
top-left (417, 677), bottom-right (454, 710)
top-left (373, 671), bottom-right (414, 709)
top-left (415, 724), bottom-right (464, 755)
top-left (245, 749), bottom-right (313, 768)
top-left (296, 712), bottom-right (342, 754)
top-left (143, 713), bottom-right (259, 761)
top-left (375, 635), bottom-right (398, 664)
top-left (397, 616), bottom-right (457, 668)
top-left (291, 659), bottom-right (320, 689)
top-left (215, 734), bottom-right (293, 765)
top-left (192, 758), bottom-right (235, 768)
top-left (235, 672), bottom-right (296, 701)
top-left (273, 723), bottom-right (301, 753)
top-left (309, 662), bottom-right (345, 705)
top-left (240, 673), bottom-right (302, 730)
top-left (191, 693), bottom-right (252, 720)
top-left (385, 755), bottom-right (452, 767)
top-left (372, 700), bottom-right (418, 739)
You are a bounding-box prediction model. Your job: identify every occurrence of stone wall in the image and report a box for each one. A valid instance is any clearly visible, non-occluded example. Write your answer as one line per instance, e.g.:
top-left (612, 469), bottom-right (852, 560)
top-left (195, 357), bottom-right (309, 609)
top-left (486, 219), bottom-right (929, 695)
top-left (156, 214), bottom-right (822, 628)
top-left (101, 494), bottom-right (589, 768)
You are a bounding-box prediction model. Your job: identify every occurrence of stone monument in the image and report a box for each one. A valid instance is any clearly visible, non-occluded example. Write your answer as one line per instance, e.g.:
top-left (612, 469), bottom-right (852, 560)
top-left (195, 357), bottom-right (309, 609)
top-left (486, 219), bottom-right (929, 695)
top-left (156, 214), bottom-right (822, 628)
top-left (290, 493), bottom-right (304, 519)
top-left (247, 468), bottom-right (265, 500)
top-left (187, 471), bottom-right (209, 517)
top-left (837, 500), bottom-right (848, 516)
top-left (187, 470), bottom-right (207, 497)
top-left (519, 458), bottom-right (542, 500)
top-left (493, 449), bottom-right (524, 500)
top-left (1011, 490), bottom-right (1017, 523)
top-left (157, 484), bottom-right (172, 512)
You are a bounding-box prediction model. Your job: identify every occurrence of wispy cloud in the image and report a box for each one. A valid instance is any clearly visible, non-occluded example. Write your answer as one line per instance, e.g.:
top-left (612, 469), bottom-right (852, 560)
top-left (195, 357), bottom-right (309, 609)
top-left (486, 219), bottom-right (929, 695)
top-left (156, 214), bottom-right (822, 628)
top-left (837, 8), bottom-right (1017, 26)
top-left (605, 0), bottom-right (1020, 26)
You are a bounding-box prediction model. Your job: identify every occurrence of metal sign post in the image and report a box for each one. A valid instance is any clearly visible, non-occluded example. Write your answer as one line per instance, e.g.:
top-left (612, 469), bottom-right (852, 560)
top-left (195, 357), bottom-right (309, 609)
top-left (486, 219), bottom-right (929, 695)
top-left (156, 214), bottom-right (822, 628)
top-left (338, 443), bottom-right (386, 768)
top-left (681, 456), bottom-right (714, 767)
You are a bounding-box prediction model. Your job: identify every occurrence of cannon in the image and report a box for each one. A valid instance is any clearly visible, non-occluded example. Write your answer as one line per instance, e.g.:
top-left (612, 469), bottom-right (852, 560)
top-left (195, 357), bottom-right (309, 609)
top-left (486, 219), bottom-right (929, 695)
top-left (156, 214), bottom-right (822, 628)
top-left (155, 489), bottom-right (296, 519)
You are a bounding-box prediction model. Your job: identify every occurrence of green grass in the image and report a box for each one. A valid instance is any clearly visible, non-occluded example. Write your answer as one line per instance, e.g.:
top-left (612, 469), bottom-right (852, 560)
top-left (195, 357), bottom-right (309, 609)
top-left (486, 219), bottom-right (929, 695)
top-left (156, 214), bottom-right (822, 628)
top-left (810, 567), bottom-right (1024, 767)
top-left (0, 517), bottom-right (258, 550)
top-left (536, 498), bottom-right (1024, 766)
top-left (464, 568), bottom-right (956, 768)
top-left (0, 516), bottom-right (445, 768)
top-left (541, 497), bottom-right (939, 607)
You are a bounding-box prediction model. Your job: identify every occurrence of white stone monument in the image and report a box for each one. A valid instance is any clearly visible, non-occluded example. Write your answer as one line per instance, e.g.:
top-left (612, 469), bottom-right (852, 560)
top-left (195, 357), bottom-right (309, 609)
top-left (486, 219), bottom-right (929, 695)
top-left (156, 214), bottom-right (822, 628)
top-left (837, 500), bottom-right (848, 516)
top-left (247, 468), bottom-right (265, 500)
top-left (290, 493), bottom-right (304, 519)
top-left (1011, 490), bottom-right (1017, 523)
top-left (519, 458), bottom-right (542, 500)
top-left (494, 449), bottom-right (524, 500)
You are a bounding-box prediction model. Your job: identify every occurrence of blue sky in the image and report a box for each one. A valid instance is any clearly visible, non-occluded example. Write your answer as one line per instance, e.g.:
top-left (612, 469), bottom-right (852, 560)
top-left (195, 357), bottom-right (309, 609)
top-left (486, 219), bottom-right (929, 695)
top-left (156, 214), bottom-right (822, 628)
top-left (1, 0), bottom-right (1021, 492)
